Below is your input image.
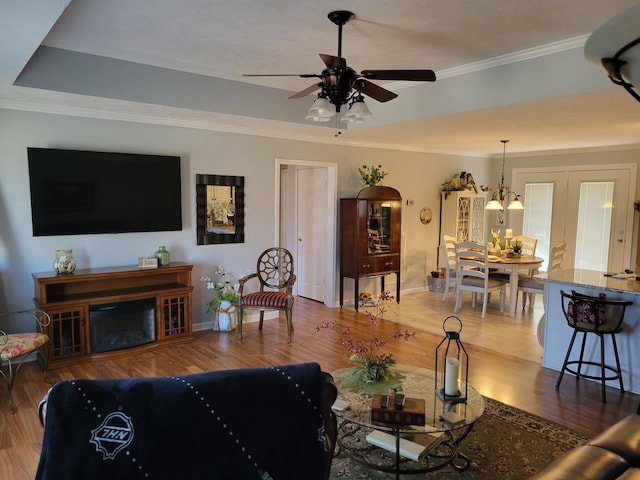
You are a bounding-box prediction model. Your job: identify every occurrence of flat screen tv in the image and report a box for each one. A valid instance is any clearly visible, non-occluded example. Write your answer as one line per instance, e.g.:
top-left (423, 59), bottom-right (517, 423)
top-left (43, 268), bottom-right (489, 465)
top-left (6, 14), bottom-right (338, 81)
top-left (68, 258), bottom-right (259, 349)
top-left (28, 147), bottom-right (182, 236)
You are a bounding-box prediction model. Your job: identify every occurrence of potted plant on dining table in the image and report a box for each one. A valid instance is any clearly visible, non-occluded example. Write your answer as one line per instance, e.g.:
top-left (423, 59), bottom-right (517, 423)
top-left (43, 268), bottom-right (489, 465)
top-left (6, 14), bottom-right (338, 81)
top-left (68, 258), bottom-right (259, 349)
top-left (509, 240), bottom-right (523, 258)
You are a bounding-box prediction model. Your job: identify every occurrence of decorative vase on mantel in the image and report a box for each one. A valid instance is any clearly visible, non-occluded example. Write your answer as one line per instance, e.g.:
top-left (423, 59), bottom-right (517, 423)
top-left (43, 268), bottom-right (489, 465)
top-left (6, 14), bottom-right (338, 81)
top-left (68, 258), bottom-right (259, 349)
top-left (53, 249), bottom-right (76, 274)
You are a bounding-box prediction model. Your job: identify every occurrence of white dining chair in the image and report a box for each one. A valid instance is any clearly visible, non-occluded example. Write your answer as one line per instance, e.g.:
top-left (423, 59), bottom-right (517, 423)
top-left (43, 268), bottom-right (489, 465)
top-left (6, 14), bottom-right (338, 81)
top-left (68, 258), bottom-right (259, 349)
top-left (514, 235), bottom-right (537, 257)
top-left (519, 243), bottom-right (567, 310)
top-left (454, 241), bottom-right (507, 318)
top-left (440, 235), bottom-right (458, 302)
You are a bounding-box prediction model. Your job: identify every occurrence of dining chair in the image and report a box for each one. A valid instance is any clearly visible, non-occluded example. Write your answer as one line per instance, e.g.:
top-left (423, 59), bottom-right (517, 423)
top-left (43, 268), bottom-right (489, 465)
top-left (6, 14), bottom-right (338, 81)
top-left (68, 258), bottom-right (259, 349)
top-left (519, 243), bottom-right (567, 310)
top-left (514, 235), bottom-right (537, 257)
top-left (237, 247), bottom-right (296, 343)
top-left (489, 235), bottom-right (538, 284)
top-left (454, 241), bottom-right (507, 318)
top-left (440, 235), bottom-right (458, 302)
top-left (0, 309), bottom-right (50, 413)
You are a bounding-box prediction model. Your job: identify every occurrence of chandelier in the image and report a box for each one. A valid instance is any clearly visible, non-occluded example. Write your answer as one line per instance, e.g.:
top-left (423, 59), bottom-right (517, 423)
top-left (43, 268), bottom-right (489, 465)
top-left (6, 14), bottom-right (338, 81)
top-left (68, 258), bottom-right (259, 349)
top-left (485, 140), bottom-right (524, 211)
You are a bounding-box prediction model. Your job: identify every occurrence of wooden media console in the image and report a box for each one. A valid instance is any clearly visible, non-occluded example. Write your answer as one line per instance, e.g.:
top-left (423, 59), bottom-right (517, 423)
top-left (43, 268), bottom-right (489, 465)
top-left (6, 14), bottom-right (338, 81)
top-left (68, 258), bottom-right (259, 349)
top-left (33, 262), bottom-right (193, 368)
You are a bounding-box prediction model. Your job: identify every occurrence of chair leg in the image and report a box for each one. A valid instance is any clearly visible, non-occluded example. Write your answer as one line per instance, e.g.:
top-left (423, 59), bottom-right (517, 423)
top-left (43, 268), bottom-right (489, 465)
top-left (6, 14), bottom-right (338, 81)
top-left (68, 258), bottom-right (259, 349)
top-left (556, 330), bottom-right (579, 390)
top-left (0, 359), bottom-right (17, 413)
top-left (258, 311), bottom-right (265, 330)
top-left (454, 289), bottom-right (461, 313)
top-left (611, 334), bottom-right (625, 394)
top-left (529, 293), bottom-right (536, 309)
top-left (577, 332), bottom-right (588, 378)
top-left (441, 282), bottom-right (449, 302)
top-left (286, 308), bottom-right (293, 343)
top-left (0, 357), bottom-right (29, 414)
top-left (600, 334), bottom-right (607, 403)
top-left (237, 307), bottom-right (244, 340)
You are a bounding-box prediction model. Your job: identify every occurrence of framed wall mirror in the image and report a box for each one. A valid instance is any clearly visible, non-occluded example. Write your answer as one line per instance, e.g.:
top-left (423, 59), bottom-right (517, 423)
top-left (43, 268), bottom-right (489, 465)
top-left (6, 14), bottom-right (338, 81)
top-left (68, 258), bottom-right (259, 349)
top-left (196, 174), bottom-right (245, 245)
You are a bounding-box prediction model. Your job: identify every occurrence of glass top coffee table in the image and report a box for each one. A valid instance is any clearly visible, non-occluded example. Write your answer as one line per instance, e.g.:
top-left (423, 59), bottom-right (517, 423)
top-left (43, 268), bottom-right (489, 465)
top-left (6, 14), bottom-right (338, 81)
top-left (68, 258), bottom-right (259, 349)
top-left (333, 364), bottom-right (485, 477)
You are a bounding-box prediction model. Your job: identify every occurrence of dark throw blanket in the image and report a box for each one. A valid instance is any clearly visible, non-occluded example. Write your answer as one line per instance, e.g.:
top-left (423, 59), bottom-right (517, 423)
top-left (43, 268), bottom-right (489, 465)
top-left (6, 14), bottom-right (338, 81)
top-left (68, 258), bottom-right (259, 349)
top-left (36, 362), bottom-right (329, 480)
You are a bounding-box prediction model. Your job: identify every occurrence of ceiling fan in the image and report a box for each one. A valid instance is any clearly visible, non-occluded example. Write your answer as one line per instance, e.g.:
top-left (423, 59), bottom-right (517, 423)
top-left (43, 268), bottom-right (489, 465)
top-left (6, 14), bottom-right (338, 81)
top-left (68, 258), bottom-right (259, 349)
top-left (243, 10), bottom-right (436, 123)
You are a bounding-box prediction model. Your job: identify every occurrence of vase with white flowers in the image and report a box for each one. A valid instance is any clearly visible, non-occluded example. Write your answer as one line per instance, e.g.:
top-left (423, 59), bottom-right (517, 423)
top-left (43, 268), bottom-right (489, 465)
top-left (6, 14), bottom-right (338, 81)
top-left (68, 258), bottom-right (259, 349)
top-left (201, 265), bottom-right (239, 332)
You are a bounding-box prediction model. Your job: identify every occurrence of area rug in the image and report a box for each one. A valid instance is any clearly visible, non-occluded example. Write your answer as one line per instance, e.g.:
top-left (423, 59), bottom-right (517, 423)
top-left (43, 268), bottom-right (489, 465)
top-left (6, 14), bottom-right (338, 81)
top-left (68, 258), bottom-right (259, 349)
top-left (329, 397), bottom-right (588, 479)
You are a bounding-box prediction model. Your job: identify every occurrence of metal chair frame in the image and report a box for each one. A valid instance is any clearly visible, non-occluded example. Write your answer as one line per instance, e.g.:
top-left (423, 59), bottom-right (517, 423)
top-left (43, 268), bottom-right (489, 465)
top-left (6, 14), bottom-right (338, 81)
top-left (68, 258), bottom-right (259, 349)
top-left (0, 309), bottom-right (50, 413)
top-left (556, 290), bottom-right (632, 403)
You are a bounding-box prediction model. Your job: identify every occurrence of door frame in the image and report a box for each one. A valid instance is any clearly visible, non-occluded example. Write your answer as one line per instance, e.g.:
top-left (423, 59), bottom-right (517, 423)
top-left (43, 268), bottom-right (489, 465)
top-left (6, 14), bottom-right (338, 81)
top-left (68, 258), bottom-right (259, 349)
top-left (511, 163), bottom-right (637, 271)
top-left (275, 158), bottom-right (338, 308)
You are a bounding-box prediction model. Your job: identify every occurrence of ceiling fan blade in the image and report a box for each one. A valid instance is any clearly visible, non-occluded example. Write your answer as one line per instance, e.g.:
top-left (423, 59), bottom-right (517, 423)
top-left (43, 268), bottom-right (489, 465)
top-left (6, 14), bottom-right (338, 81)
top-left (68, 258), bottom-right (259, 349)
top-left (243, 73), bottom-right (320, 78)
top-left (359, 79), bottom-right (398, 103)
top-left (361, 69), bottom-right (436, 82)
top-left (319, 54), bottom-right (346, 70)
top-left (288, 83), bottom-right (321, 99)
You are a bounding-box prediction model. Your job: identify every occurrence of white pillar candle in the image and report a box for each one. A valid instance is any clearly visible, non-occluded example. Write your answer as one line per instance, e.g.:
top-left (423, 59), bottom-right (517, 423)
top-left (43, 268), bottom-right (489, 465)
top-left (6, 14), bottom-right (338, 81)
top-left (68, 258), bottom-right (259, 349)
top-left (444, 357), bottom-right (459, 396)
top-left (505, 228), bottom-right (513, 238)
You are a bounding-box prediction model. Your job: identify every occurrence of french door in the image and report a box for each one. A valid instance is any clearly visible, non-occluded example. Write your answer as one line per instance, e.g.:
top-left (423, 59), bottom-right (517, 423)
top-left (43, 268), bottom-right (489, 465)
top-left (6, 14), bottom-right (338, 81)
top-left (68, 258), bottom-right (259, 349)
top-left (510, 164), bottom-right (636, 273)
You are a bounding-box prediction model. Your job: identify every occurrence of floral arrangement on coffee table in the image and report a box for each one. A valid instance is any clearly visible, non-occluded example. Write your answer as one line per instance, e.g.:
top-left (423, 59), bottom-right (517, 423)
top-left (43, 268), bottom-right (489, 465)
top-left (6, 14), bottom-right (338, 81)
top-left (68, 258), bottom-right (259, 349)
top-left (317, 291), bottom-right (415, 389)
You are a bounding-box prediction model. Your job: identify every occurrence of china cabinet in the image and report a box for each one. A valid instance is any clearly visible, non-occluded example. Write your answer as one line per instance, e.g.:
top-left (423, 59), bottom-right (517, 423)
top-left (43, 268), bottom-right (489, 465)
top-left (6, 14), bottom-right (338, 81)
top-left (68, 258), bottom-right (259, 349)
top-left (440, 191), bottom-right (487, 243)
top-left (340, 186), bottom-right (402, 310)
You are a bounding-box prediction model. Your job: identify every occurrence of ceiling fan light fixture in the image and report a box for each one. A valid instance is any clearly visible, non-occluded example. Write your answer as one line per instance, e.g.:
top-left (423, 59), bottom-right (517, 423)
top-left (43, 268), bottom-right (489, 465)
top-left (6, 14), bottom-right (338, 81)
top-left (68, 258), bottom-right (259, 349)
top-left (305, 113), bottom-right (332, 122)
top-left (340, 95), bottom-right (372, 124)
top-left (306, 95), bottom-right (336, 121)
top-left (245, 10), bottom-right (435, 125)
top-left (585, 4), bottom-right (640, 102)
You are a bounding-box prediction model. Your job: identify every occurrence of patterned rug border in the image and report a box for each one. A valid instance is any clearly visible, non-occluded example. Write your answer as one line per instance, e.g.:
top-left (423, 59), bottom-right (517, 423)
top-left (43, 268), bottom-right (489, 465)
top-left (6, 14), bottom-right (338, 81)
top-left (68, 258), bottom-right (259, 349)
top-left (482, 397), bottom-right (589, 448)
top-left (329, 395), bottom-right (590, 479)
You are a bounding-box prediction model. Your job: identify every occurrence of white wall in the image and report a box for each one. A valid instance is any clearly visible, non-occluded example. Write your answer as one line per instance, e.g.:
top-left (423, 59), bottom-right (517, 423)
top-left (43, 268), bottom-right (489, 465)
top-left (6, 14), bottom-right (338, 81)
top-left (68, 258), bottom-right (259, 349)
top-left (0, 108), bottom-right (491, 332)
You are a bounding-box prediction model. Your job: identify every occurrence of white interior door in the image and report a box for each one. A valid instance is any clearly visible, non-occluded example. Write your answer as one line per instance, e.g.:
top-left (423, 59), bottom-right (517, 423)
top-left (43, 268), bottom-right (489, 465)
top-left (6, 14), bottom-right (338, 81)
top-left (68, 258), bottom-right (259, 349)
top-left (296, 167), bottom-right (328, 301)
top-left (512, 164), bottom-right (636, 273)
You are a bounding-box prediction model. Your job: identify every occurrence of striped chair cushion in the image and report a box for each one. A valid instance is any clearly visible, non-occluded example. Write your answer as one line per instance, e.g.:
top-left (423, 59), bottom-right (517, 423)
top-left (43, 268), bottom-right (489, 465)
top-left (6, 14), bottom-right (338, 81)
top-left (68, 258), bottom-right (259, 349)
top-left (242, 291), bottom-right (289, 308)
top-left (0, 333), bottom-right (49, 361)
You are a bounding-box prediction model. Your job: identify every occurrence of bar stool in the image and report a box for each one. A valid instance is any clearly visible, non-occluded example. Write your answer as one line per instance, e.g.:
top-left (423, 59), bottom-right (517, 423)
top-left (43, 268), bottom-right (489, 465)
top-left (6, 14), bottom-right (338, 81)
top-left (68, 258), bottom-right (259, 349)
top-left (556, 290), bottom-right (632, 403)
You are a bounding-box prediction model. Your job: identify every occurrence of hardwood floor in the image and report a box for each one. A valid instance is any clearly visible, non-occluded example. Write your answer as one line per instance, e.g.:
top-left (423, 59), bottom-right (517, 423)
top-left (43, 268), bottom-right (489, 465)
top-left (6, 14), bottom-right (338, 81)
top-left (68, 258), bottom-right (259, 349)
top-left (1, 290), bottom-right (638, 478)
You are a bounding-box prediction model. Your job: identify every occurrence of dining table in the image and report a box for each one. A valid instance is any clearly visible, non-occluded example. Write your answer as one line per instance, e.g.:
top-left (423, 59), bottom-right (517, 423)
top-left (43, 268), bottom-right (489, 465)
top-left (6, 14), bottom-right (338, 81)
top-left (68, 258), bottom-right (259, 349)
top-left (487, 254), bottom-right (544, 317)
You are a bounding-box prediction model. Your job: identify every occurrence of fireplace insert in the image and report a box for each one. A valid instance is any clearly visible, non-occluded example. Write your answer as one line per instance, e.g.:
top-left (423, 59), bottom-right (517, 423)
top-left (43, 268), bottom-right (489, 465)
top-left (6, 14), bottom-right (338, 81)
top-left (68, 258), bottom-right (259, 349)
top-left (90, 298), bottom-right (156, 354)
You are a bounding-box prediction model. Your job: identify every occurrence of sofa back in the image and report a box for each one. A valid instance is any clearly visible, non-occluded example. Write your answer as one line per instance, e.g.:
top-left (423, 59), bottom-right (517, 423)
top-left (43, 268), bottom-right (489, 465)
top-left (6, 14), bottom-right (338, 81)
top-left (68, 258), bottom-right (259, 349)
top-left (36, 362), bottom-right (337, 480)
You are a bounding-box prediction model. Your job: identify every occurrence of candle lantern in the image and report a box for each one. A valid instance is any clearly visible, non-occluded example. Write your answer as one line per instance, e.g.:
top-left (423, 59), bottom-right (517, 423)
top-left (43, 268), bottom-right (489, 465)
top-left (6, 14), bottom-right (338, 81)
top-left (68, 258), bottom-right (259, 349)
top-left (434, 316), bottom-right (468, 403)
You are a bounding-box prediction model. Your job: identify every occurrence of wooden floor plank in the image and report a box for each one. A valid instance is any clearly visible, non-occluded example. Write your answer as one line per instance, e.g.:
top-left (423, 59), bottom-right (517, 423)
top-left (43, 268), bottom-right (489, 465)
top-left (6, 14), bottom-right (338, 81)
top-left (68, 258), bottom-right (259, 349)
top-left (1, 291), bottom-right (638, 478)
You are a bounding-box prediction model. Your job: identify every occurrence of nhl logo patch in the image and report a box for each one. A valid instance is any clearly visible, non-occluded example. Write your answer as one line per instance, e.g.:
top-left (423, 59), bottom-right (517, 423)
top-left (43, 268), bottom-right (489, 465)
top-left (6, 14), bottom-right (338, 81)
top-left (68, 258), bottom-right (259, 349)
top-left (90, 412), bottom-right (135, 460)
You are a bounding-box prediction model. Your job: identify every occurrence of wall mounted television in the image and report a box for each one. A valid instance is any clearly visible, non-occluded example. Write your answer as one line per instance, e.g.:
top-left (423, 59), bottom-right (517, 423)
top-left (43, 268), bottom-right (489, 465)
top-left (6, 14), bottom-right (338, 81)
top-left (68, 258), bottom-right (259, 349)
top-left (28, 147), bottom-right (182, 236)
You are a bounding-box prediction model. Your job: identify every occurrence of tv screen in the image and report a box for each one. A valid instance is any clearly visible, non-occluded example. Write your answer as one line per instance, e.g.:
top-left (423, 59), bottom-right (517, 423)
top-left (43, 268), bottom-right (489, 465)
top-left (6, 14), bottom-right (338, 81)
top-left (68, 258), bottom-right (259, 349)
top-left (28, 147), bottom-right (182, 236)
